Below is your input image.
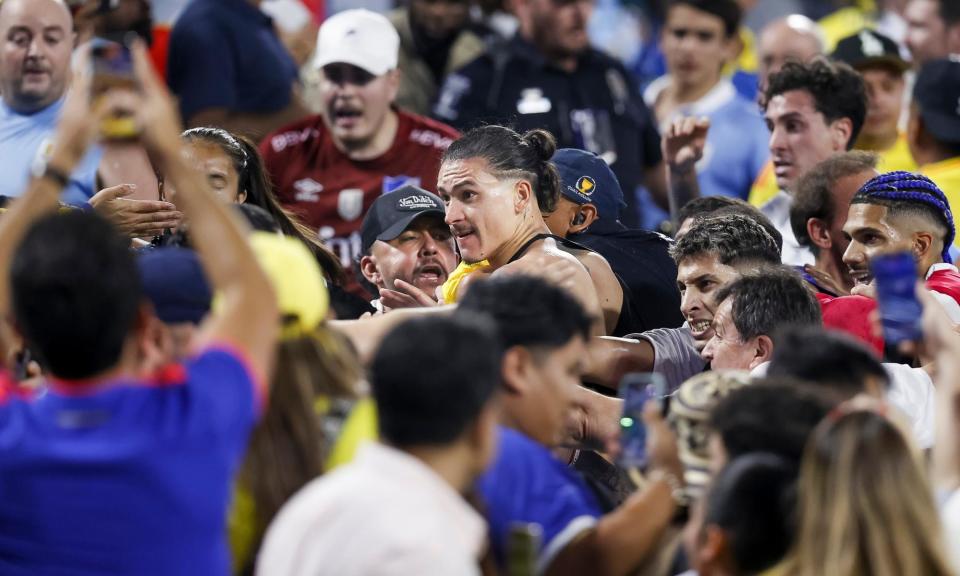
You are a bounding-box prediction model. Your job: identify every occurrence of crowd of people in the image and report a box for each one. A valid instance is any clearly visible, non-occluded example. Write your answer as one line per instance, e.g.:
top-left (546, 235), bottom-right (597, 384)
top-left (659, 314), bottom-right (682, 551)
top-left (1, 0), bottom-right (960, 574)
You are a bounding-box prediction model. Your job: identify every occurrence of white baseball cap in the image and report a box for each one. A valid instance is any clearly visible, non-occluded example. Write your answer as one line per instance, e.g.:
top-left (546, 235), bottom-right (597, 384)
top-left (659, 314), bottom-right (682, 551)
top-left (313, 9), bottom-right (400, 77)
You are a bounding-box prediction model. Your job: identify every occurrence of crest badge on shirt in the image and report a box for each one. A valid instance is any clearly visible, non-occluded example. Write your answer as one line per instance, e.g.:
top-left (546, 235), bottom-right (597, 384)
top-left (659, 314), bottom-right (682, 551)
top-left (337, 188), bottom-right (365, 221)
top-left (517, 88), bottom-right (552, 115)
top-left (382, 175), bottom-right (421, 194)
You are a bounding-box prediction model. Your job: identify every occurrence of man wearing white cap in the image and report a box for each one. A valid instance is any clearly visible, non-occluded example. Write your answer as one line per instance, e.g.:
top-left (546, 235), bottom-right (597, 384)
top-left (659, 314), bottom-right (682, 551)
top-left (260, 9), bottom-right (460, 300)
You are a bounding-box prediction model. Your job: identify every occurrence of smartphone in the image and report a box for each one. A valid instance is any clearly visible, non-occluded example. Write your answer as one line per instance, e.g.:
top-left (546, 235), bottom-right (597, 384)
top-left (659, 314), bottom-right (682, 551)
top-left (871, 251), bottom-right (923, 345)
top-left (90, 37), bottom-right (138, 140)
top-left (617, 373), bottom-right (667, 469)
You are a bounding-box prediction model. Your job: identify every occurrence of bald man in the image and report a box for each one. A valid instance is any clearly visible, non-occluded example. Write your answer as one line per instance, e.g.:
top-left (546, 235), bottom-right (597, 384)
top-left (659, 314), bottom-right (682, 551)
top-left (757, 15), bottom-right (825, 92)
top-left (0, 0), bottom-right (180, 237)
top-left (0, 0), bottom-right (102, 204)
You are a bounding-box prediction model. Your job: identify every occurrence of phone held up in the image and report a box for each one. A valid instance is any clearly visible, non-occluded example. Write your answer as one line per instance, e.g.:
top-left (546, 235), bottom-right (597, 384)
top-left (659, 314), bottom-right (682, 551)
top-left (90, 35), bottom-right (139, 141)
top-left (617, 372), bottom-right (669, 470)
top-left (871, 250), bottom-right (923, 346)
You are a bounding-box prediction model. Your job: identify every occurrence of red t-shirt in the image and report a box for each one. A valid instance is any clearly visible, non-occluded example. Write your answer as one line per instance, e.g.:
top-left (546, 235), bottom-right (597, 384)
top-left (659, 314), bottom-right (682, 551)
top-left (260, 109), bottom-right (459, 280)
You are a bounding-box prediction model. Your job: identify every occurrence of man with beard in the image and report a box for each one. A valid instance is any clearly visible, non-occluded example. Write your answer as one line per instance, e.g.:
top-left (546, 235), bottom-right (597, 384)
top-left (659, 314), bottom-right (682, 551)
top-left (261, 9), bottom-right (459, 300)
top-left (388, 0), bottom-right (490, 116)
top-left (433, 0), bottom-right (667, 227)
top-left (358, 186), bottom-right (458, 313)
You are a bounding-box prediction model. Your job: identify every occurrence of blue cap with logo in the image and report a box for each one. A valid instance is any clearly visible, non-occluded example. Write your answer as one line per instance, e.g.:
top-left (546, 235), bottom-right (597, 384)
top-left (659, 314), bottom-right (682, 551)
top-left (361, 185), bottom-right (446, 254)
top-left (552, 148), bottom-right (627, 224)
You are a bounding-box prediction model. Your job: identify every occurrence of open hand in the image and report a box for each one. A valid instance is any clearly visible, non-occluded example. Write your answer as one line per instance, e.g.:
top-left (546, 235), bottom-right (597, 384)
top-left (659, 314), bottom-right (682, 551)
top-left (90, 184), bottom-right (182, 237)
top-left (378, 279), bottom-right (440, 310)
top-left (662, 116), bottom-right (709, 174)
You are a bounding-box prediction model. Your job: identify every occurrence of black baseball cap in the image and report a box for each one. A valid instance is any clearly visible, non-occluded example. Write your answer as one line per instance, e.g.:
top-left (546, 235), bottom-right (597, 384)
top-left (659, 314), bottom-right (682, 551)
top-left (914, 57), bottom-right (960, 146)
top-left (360, 185), bottom-right (446, 254)
top-left (832, 29), bottom-right (909, 73)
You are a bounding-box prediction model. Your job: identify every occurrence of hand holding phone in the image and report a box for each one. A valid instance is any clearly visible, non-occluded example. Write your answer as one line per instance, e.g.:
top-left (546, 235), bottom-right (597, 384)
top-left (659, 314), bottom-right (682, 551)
top-left (90, 37), bottom-right (138, 141)
top-left (617, 373), bottom-right (668, 469)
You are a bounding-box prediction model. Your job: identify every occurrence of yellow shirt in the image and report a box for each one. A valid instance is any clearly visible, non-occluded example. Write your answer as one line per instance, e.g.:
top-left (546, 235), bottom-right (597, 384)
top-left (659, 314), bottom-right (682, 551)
top-left (748, 160), bottom-right (779, 208)
top-left (921, 156), bottom-right (960, 247)
top-left (819, 7), bottom-right (874, 52)
top-left (440, 260), bottom-right (491, 304)
top-left (749, 133), bottom-right (917, 209)
top-left (870, 132), bottom-right (918, 173)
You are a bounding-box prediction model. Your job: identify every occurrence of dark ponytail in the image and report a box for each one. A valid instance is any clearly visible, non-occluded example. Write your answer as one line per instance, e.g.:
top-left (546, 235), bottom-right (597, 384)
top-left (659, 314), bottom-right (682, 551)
top-left (182, 127), bottom-right (345, 284)
top-left (443, 126), bottom-right (561, 213)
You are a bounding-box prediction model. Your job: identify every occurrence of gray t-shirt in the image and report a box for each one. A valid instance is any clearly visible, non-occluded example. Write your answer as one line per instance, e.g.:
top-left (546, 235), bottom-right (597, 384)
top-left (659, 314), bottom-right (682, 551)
top-left (627, 324), bottom-right (706, 391)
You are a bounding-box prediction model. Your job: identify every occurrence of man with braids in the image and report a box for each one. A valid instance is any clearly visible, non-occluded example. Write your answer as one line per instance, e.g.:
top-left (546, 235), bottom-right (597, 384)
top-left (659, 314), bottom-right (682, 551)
top-left (843, 170), bottom-right (960, 322)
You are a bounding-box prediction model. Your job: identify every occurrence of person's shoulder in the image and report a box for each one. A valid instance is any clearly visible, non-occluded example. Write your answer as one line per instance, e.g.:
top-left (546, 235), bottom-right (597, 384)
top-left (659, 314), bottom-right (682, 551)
top-left (399, 110), bottom-right (460, 147)
top-left (170, 0), bottom-right (221, 37)
top-left (583, 46), bottom-right (629, 72)
top-left (261, 114), bottom-right (327, 157)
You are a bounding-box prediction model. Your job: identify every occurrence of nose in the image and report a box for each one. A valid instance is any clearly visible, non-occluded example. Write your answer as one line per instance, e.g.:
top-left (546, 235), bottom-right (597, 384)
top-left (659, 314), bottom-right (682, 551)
top-left (768, 125), bottom-right (786, 153)
top-left (842, 240), bottom-right (863, 269)
top-left (680, 289), bottom-right (699, 319)
top-left (701, 337), bottom-right (716, 363)
top-left (420, 231), bottom-right (439, 256)
top-left (26, 37), bottom-right (43, 58)
top-left (444, 200), bottom-right (462, 226)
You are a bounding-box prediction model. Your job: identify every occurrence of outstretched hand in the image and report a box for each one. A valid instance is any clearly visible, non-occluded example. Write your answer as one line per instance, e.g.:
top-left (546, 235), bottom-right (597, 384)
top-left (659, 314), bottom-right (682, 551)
top-left (90, 184), bottom-right (182, 237)
top-left (662, 116), bottom-right (709, 174)
top-left (379, 279), bottom-right (440, 310)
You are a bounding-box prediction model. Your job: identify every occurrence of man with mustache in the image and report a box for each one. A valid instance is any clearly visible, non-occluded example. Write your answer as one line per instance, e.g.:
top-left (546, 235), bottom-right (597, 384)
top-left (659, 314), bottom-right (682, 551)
top-left (358, 185), bottom-right (458, 313)
top-left (261, 9), bottom-right (459, 304)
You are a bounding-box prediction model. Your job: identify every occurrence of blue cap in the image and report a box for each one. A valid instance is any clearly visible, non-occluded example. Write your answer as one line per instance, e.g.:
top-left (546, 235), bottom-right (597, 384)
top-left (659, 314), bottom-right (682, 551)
top-left (552, 148), bottom-right (627, 223)
top-left (137, 247), bottom-right (212, 325)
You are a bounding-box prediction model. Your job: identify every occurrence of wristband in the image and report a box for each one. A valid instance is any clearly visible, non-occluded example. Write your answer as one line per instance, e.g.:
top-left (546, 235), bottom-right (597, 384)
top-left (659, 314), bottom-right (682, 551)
top-left (30, 157), bottom-right (71, 190)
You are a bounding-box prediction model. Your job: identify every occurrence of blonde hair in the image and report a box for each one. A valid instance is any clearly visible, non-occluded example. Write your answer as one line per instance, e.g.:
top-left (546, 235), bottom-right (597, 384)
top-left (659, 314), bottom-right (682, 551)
top-left (786, 409), bottom-right (955, 576)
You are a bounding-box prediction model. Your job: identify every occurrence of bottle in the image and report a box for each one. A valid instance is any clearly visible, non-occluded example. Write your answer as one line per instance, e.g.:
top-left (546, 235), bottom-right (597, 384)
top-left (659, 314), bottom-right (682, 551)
top-left (506, 522), bottom-right (542, 576)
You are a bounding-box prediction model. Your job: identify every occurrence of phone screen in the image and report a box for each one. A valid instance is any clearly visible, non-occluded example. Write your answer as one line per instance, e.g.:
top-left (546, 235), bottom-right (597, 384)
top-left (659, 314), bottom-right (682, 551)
top-left (617, 373), bottom-right (667, 469)
top-left (871, 251), bottom-right (923, 344)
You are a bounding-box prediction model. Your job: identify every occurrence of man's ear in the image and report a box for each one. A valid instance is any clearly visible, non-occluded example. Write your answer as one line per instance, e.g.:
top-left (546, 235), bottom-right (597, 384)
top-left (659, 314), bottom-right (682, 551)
top-left (830, 117), bottom-right (854, 152)
top-left (515, 179), bottom-right (535, 215)
top-left (359, 254), bottom-right (383, 288)
top-left (501, 346), bottom-right (532, 396)
top-left (751, 334), bottom-right (774, 369)
top-left (806, 217), bottom-right (832, 251)
top-left (913, 231), bottom-right (935, 261)
top-left (385, 68), bottom-right (401, 103)
top-left (570, 204), bottom-right (598, 234)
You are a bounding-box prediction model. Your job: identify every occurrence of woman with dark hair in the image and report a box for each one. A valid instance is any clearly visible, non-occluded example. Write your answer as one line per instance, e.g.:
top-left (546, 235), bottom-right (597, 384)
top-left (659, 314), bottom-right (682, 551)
top-left (435, 125), bottom-right (602, 326)
top-left (177, 127), bottom-right (344, 284)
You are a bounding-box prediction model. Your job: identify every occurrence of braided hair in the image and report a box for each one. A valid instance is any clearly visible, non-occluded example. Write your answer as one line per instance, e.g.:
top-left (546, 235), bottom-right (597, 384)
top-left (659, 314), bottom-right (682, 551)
top-left (851, 171), bottom-right (955, 263)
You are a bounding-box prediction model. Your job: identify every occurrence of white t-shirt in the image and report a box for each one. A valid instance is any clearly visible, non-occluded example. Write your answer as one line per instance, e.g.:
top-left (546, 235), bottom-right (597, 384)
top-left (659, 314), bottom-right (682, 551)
top-left (257, 442), bottom-right (486, 576)
top-left (883, 363), bottom-right (935, 449)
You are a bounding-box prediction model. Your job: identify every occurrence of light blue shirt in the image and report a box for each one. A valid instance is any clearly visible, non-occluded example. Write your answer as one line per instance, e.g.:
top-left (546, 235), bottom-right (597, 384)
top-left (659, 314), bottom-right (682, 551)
top-left (638, 78), bottom-right (770, 229)
top-left (0, 98), bottom-right (101, 206)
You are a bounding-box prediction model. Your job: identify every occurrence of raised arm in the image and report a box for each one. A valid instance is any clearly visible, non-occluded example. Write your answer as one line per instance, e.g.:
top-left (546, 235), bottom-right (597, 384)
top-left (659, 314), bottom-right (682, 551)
top-left (662, 116), bottom-right (709, 227)
top-left (0, 59), bottom-right (105, 325)
top-left (129, 42), bottom-right (278, 385)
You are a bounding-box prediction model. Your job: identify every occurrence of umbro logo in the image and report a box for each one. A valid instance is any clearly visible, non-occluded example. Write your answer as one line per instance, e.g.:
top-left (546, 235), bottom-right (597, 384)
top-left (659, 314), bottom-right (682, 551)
top-left (294, 178), bottom-right (324, 202)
